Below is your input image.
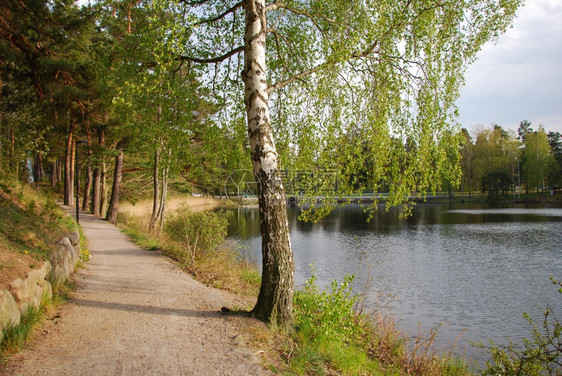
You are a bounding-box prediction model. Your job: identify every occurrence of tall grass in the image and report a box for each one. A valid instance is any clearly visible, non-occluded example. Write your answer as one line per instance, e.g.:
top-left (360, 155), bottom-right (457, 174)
top-left (287, 273), bottom-right (471, 376)
top-left (117, 205), bottom-right (261, 296)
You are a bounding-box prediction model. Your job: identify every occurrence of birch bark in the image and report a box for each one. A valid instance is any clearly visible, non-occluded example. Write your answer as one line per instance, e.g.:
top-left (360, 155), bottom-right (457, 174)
top-left (243, 0), bottom-right (294, 327)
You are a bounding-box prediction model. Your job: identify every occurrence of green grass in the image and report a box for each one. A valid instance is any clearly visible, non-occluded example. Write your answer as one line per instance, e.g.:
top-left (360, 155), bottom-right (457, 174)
top-left (286, 273), bottom-right (472, 376)
top-left (0, 172), bottom-right (75, 260)
top-left (0, 304), bottom-right (44, 353)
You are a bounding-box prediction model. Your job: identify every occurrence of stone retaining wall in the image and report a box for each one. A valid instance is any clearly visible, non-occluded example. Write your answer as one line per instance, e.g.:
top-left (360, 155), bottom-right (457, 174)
top-left (0, 231), bottom-right (81, 342)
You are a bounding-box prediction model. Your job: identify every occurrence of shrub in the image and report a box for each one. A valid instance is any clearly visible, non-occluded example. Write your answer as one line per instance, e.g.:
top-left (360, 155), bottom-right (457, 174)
top-left (480, 277), bottom-right (561, 375)
top-left (164, 206), bottom-right (230, 262)
top-left (294, 273), bottom-right (363, 344)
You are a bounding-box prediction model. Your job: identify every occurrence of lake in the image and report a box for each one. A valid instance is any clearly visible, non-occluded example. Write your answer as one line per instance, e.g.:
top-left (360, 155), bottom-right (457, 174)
top-left (227, 202), bottom-right (562, 362)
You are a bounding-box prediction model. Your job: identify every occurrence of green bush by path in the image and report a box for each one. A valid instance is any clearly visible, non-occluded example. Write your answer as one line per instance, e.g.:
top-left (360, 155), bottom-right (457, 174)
top-left (164, 205), bottom-right (231, 262)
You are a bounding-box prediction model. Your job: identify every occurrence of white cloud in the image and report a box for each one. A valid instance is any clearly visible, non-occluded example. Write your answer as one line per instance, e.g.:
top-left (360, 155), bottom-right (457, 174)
top-left (457, 0), bottom-right (562, 133)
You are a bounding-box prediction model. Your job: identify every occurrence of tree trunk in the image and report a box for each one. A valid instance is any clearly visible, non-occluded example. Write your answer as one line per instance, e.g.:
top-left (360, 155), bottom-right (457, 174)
top-left (149, 148), bottom-right (161, 233)
top-left (50, 161), bottom-right (57, 188)
top-left (34, 151), bottom-right (43, 187)
top-left (106, 151), bottom-right (123, 225)
top-left (64, 129), bottom-right (73, 205)
top-left (92, 167), bottom-right (101, 215)
top-left (156, 169), bottom-right (168, 233)
top-left (92, 129), bottom-right (105, 216)
top-left (243, 0), bottom-right (294, 329)
top-left (82, 166), bottom-right (92, 211)
top-left (156, 149), bottom-right (172, 232)
top-left (9, 126), bottom-right (15, 171)
top-left (57, 157), bottom-right (62, 182)
top-left (70, 139), bottom-right (75, 205)
top-left (101, 161), bottom-right (108, 217)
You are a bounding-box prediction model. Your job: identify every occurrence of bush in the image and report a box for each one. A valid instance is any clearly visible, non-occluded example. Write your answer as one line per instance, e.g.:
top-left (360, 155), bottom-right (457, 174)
top-left (294, 274), bottom-right (363, 344)
top-left (480, 277), bottom-right (561, 375)
top-left (164, 205), bottom-right (230, 262)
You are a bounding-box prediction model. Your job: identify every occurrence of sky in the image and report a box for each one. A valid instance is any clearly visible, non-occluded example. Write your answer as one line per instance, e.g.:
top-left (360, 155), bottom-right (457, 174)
top-left (456, 0), bottom-right (562, 135)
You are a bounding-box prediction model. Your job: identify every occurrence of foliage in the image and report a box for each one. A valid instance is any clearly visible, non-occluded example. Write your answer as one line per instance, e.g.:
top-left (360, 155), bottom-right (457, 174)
top-left (294, 274), bottom-right (363, 344)
top-left (465, 125), bottom-right (521, 196)
top-left (290, 273), bottom-right (470, 375)
top-left (480, 277), bottom-right (561, 375)
top-left (523, 128), bottom-right (557, 194)
top-left (547, 131), bottom-right (562, 187)
top-left (482, 170), bottom-right (512, 198)
top-left (164, 206), bottom-right (231, 262)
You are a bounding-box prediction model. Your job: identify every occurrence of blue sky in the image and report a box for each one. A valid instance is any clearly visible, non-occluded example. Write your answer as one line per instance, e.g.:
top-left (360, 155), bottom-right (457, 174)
top-left (456, 0), bottom-right (562, 135)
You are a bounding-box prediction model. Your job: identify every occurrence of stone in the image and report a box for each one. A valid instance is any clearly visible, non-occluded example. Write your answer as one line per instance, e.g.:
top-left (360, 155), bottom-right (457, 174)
top-left (66, 232), bottom-right (80, 247)
top-left (9, 261), bottom-right (52, 315)
top-left (0, 288), bottom-right (20, 341)
top-left (50, 237), bottom-right (79, 284)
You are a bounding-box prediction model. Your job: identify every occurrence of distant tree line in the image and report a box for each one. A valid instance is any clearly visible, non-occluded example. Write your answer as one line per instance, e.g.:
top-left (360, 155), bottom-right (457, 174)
top-left (460, 121), bottom-right (561, 198)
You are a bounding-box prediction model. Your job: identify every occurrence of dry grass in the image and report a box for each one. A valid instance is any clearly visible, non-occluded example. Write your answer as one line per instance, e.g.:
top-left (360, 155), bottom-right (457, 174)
top-left (118, 197), bottom-right (260, 297)
top-left (120, 196), bottom-right (222, 218)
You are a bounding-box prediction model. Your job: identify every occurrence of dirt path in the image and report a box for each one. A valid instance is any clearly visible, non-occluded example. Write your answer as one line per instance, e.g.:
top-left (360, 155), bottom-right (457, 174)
top-left (2, 210), bottom-right (269, 376)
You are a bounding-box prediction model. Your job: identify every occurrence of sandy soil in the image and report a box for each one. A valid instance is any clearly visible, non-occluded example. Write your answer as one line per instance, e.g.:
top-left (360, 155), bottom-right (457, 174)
top-left (1, 208), bottom-right (270, 376)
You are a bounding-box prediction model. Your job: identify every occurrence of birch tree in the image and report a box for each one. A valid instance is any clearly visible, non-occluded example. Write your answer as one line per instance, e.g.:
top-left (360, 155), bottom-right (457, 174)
top-left (152, 0), bottom-right (521, 328)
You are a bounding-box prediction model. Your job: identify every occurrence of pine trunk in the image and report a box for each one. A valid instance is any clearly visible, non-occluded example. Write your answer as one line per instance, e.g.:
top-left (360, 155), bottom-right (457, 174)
top-left (64, 129), bottom-right (73, 205)
top-left (92, 129), bottom-right (105, 216)
top-left (70, 140), bottom-right (75, 205)
top-left (50, 161), bottom-right (57, 188)
top-left (101, 161), bottom-right (107, 216)
top-left (106, 151), bottom-right (123, 225)
top-left (82, 166), bottom-right (92, 211)
top-left (243, 0), bottom-right (294, 329)
top-left (92, 167), bottom-right (101, 215)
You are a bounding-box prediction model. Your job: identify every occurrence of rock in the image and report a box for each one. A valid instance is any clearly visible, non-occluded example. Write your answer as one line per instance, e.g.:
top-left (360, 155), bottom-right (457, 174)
top-left (66, 232), bottom-right (80, 247)
top-left (9, 261), bottom-right (52, 315)
top-left (0, 288), bottom-right (20, 341)
top-left (50, 237), bottom-right (79, 284)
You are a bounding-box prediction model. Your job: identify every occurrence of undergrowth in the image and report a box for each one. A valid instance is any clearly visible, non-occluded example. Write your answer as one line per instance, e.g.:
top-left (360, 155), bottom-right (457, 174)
top-left (288, 273), bottom-right (470, 376)
top-left (117, 206), bottom-right (260, 296)
top-left (0, 172), bottom-right (75, 260)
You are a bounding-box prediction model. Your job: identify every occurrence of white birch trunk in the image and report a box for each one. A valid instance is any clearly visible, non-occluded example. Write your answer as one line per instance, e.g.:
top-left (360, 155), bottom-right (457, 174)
top-left (243, 0), bottom-right (294, 328)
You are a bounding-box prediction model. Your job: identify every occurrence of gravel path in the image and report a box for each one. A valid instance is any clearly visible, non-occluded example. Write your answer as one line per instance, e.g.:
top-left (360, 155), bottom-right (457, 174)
top-left (2, 210), bottom-right (268, 376)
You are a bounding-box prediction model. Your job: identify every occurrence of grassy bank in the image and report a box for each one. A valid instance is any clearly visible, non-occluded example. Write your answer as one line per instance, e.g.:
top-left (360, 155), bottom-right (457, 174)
top-left (0, 171), bottom-right (80, 361)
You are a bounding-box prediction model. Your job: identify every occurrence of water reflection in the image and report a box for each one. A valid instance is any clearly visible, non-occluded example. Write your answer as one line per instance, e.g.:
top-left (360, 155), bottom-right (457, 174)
top-left (227, 203), bottom-right (562, 361)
